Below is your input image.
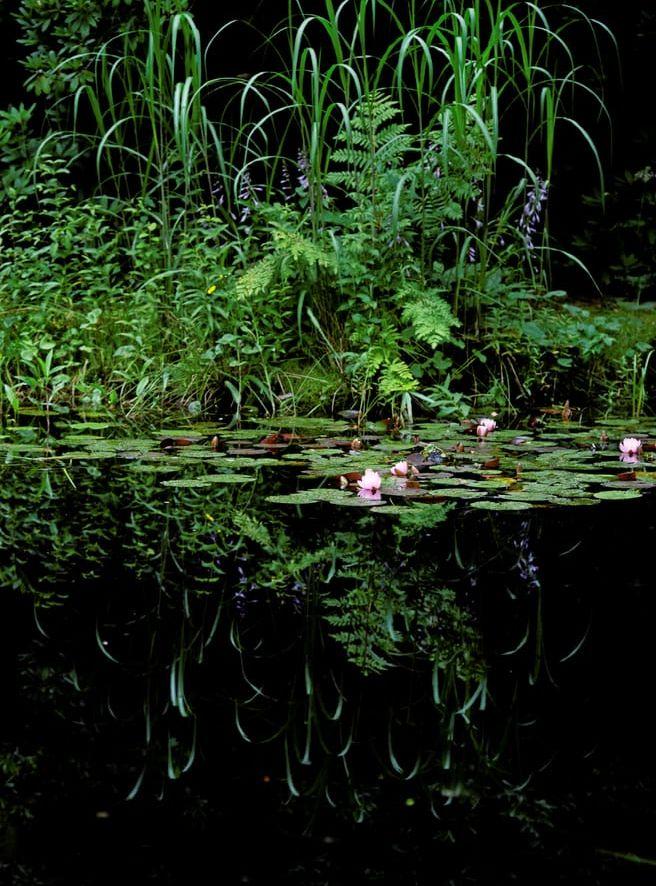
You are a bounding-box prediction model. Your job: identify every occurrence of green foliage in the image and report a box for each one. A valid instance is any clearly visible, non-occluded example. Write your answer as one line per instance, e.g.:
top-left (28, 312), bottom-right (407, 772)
top-left (0, 0), bottom-right (624, 418)
top-left (576, 165), bottom-right (656, 302)
top-left (14, 0), bottom-right (187, 102)
top-left (400, 285), bottom-right (460, 349)
top-left (377, 359), bottom-right (418, 398)
top-left (0, 453), bottom-right (484, 821)
top-left (326, 90), bottom-right (412, 194)
top-left (323, 568), bottom-right (480, 678)
top-left (474, 286), bottom-right (656, 412)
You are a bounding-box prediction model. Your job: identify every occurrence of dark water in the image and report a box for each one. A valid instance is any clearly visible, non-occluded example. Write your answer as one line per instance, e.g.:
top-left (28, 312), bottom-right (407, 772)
top-left (1, 420), bottom-right (656, 884)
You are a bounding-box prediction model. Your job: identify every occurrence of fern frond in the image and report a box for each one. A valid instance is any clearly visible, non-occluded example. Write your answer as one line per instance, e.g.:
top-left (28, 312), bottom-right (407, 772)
top-left (272, 228), bottom-right (336, 271)
top-left (400, 286), bottom-right (460, 348)
top-left (235, 254), bottom-right (277, 300)
top-left (378, 358), bottom-right (418, 397)
top-left (328, 90), bottom-right (411, 195)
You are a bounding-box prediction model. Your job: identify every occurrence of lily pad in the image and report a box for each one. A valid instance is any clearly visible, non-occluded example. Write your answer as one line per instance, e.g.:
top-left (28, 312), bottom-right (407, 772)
top-left (201, 473), bottom-right (256, 484)
top-left (66, 421), bottom-right (115, 431)
top-left (332, 495), bottom-right (388, 507)
top-left (593, 489), bottom-right (644, 501)
top-left (470, 499), bottom-right (533, 511)
top-left (160, 474), bottom-right (254, 488)
top-left (160, 478), bottom-right (216, 489)
top-left (265, 488), bottom-right (350, 505)
top-left (126, 464), bottom-right (183, 474)
top-left (55, 451), bottom-right (117, 461)
top-left (429, 488), bottom-right (488, 500)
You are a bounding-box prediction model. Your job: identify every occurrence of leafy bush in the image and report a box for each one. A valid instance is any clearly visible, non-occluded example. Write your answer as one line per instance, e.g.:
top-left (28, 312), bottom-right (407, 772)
top-left (0, 0), bottom-right (624, 419)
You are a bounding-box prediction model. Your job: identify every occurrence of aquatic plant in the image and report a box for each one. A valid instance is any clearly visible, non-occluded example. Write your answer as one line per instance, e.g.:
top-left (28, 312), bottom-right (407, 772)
top-left (476, 417), bottom-right (497, 438)
top-left (619, 436), bottom-right (643, 463)
top-left (357, 468), bottom-right (382, 499)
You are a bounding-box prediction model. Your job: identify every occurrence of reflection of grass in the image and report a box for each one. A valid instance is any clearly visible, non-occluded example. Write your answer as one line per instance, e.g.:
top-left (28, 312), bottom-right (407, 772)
top-left (4, 411), bottom-right (656, 873)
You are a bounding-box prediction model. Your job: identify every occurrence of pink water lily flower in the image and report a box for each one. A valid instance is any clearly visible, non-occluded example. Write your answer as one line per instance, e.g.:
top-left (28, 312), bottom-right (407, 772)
top-left (357, 468), bottom-right (382, 499)
top-left (477, 417), bottom-right (497, 438)
top-left (619, 436), bottom-right (642, 463)
top-left (391, 460), bottom-right (409, 477)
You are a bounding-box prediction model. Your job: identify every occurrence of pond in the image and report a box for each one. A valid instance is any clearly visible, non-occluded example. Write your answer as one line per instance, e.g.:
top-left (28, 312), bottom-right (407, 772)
top-left (1, 413), bottom-right (656, 884)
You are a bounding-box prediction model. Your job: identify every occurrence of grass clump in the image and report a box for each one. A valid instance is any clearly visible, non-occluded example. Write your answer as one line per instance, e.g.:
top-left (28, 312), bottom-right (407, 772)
top-left (1, 0), bottom-right (635, 421)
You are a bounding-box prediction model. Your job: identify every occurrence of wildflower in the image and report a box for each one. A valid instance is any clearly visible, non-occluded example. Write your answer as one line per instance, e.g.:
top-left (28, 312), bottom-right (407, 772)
top-left (207, 284), bottom-right (217, 295)
top-left (297, 150), bottom-right (310, 191)
top-left (619, 437), bottom-right (642, 463)
top-left (391, 460), bottom-right (409, 478)
top-left (211, 180), bottom-right (225, 203)
top-left (237, 170), bottom-right (263, 224)
top-left (357, 468), bottom-right (382, 500)
top-left (519, 177), bottom-right (549, 249)
top-left (477, 418), bottom-right (497, 438)
top-left (280, 160), bottom-right (292, 201)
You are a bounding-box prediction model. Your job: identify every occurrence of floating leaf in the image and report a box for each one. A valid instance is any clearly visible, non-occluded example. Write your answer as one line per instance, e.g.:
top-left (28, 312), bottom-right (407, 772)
top-left (470, 499), bottom-right (533, 511)
top-left (265, 488), bottom-right (350, 505)
top-left (160, 437), bottom-right (203, 450)
top-left (160, 478), bottom-right (216, 489)
top-left (202, 473), bottom-right (256, 484)
top-left (66, 421), bottom-right (115, 431)
top-left (332, 495), bottom-right (387, 507)
top-left (430, 489), bottom-right (488, 500)
top-left (126, 464), bottom-right (183, 474)
top-left (161, 477), bottom-right (212, 489)
top-left (593, 489), bottom-right (644, 501)
top-left (161, 475), bottom-right (254, 488)
top-left (55, 451), bottom-right (117, 461)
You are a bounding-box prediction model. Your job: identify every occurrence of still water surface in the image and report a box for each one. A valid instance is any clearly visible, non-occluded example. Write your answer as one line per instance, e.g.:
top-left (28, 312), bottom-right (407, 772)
top-left (1, 414), bottom-right (655, 883)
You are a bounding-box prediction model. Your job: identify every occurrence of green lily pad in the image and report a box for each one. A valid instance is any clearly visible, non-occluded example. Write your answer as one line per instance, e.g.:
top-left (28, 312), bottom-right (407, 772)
top-left (593, 489), bottom-right (644, 501)
top-left (166, 449), bottom-right (226, 460)
top-left (429, 488), bottom-right (488, 500)
top-left (383, 485), bottom-right (428, 498)
top-left (66, 421), bottom-right (115, 431)
top-left (55, 451), bottom-right (117, 461)
top-left (265, 488), bottom-right (350, 505)
top-left (201, 473), bottom-right (256, 484)
top-left (160, 478), bottom-right (216, 489)
top-left (160, 474), bottom-right (254, 488)
top-left (213, 457), bottom-right (285, 468)
top-left (332, 495), bottom-right (388, 507)
top-left (253, 417), bottom-right (347, 433)
top-left (470, 499), bottom-right (533, 511)
top-left (427, 477), bottom-right (477, 487)
top-left (126, 464), bottom-right (183, 474)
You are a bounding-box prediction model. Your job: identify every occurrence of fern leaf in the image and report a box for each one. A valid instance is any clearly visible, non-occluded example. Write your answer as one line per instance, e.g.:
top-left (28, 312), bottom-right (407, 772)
top-left (378, 359), bottom-right (418, 397)
top-left (400, 286), bottom-right (460, 348)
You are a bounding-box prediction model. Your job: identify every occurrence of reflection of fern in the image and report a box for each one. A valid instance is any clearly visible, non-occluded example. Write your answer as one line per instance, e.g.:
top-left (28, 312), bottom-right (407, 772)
top-left (324, 581), bottom-right (401, 675)
top-left (327, 90), bottom-right (411, 195)
top-left (323, 572), bottom-right (482, 680)
top-left (400, 284), bottom-right (460, 348)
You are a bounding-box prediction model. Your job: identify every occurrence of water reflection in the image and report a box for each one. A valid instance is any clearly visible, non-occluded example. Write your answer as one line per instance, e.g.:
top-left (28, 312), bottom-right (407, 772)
top-left (1, 441), bottom-right (656, 883)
